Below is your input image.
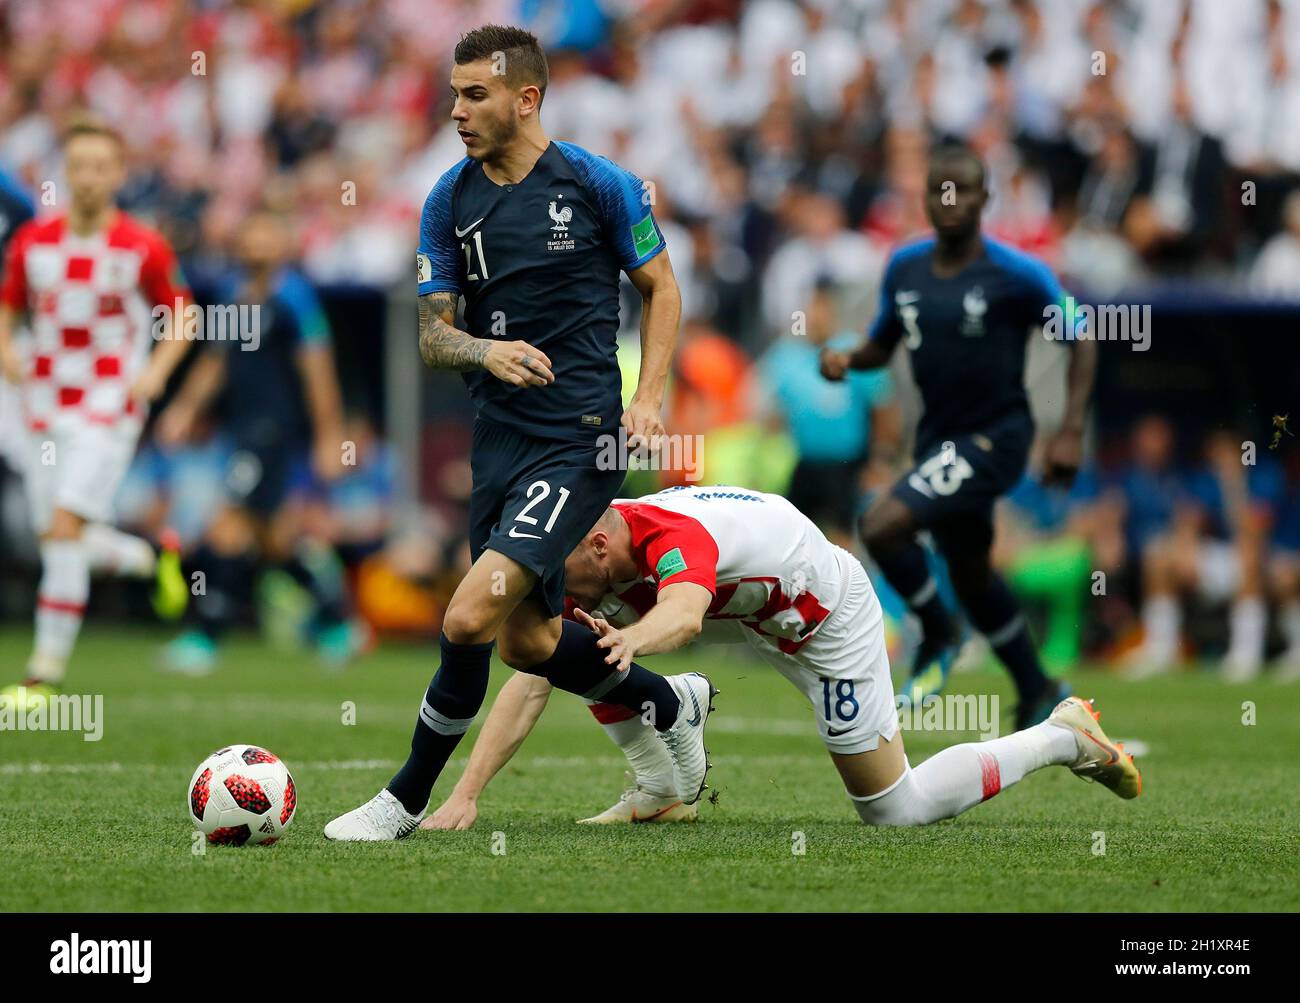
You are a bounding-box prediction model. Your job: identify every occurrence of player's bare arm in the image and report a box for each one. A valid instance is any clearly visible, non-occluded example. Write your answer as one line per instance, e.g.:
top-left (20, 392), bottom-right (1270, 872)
top-left (623, 250), bottom-right (681, 446)
top-left (296, 344), bottom-right (348, 482)
top-left (574, 581), bottom-right (712, 672)
top-left (417, 290), bottom-right (554, 387)
top-left (154, 349), bottom-right (228, 446)
top-left (820, 338), bottom-right (892, 381)
top-left (130, 319), bottom-right (193, 404)
top-left (422, 671), bottom-right (556, 831)
top-left (0, 304), bottom-right (23, 383)
top-left (1042, 337), bottom-right (1097, 487)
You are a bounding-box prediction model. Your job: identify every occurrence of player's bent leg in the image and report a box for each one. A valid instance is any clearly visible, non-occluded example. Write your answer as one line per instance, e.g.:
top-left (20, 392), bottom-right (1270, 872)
top-left (942, 535), bottom-right (1064, 729)
top-left (849, 702), bottom-right (1114, 826)
top-left (326, 551), bottom-right (538, 841)
top-left (861, 494), bottom-right (959, 695)
top-left (163, 506), bottom-right (259, 675)
top-left (505, 602), bottom-right (716, 805)
top-left (576, 702), bottom-right (696, 824)
top-left (27, 507), bottom-right (90, 688)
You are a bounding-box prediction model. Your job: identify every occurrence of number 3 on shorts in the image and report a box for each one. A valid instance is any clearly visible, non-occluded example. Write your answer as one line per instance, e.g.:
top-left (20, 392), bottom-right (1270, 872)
top-left (822, 678), bottom-right (859, 724)
top-left (514, 480), bottom-right (571, 534)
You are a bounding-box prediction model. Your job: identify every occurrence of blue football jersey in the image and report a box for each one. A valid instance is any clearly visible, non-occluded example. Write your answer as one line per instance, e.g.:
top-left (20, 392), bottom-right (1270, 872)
top-left (418, 141), bottom-right (665, 442)
top-left (867, 236), bottom-right (1071, 453)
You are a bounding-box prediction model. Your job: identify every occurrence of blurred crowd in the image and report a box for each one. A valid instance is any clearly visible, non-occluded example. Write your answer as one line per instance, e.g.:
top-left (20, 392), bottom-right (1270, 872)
top-left (3, 0), bottom-right (1300, 676)
top-left (4, 0), bottom-right (1300, 306)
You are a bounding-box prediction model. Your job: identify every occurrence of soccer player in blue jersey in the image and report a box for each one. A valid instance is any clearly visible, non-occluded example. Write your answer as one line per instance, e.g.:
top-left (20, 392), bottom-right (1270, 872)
top-left (155, 209), bottom-right (357, 672)
top-left (326, 25), bottom-right (715, 840)
top-left (821, 145), bottom-right (1097, 729)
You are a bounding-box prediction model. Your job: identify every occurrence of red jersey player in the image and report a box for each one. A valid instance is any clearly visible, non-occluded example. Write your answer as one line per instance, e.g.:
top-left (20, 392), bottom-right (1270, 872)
top-left (0, 122), bottom-right (192, 706)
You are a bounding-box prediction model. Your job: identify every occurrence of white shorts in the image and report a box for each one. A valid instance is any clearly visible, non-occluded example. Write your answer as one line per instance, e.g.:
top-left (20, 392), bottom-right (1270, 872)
top-left (743, 548), bottom-right (898, 756)
top-left (17, 421), bottom-right (140, 534)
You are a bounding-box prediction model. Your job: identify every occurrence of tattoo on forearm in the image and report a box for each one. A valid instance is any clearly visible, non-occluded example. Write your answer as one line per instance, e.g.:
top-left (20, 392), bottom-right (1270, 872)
top-left (418, 292), bottom-right (488, 371)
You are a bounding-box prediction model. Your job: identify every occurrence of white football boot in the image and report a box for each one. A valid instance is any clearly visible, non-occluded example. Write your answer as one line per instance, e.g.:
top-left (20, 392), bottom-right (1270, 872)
top-left (323, 789), bottom-right (424, 841)
top-left (657, 672), bottom-right (717, 806)
top-left (1048, 696), bottom-right (1142, 799)
top-left (577, 787), bottom-right (699, 825)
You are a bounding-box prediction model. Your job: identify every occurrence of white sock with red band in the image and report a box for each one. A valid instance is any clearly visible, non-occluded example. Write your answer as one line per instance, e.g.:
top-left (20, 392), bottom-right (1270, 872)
top-left (587, 700), bottom-right (676, 796)
top-left (82, 523), bottom-right (156, 578)
top-left (29, 539), bottom-right (91, 684)
top-left (850, 722), bottom-right (1077, 826)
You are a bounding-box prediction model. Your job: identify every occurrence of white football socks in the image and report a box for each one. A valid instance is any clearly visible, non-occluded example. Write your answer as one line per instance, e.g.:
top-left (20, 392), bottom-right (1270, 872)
top-left (851, 721), bottom-right (1078, 826)
top-left (82, 523), bottom-right (157, 577)
top-left (587, 701), bottom-right (676, 796)
top-left (1139, 594), bottom-right (1180, 668)
top-left (29, 539), bottom-right (91, 684)
top-left (1224, 596), bottom-right (1266, 674)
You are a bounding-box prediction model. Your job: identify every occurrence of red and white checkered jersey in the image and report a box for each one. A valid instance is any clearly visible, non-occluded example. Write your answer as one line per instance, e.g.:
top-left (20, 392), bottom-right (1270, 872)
top-left (0, 211), bottom-right (189, 433)
top-left (591, 486), bottom-right (855, 655)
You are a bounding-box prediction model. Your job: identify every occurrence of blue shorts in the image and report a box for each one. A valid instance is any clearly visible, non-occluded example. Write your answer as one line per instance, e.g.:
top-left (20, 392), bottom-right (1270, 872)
top-left (223, 442), bottom-right (313, 516)
top-left (891, 414), bottom-right (1032, 556)
top-left (468, 419), bottom-right (626, 617)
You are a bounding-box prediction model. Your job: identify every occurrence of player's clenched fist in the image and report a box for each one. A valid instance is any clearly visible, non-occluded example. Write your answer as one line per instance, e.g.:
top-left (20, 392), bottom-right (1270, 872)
top-left (819, 348), bottom-right (850, 382)
top-left (484, 340), bottom-right (555, 388)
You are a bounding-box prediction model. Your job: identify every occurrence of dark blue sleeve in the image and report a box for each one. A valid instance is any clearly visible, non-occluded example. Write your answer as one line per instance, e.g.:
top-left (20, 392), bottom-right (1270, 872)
top-left (556, 142), bottom-right (665, 271)
top-left (418, 159), bottom-right (469, 296)
top-left (867, 254), bottom-right (902, 349)
top-left (276, 269), bottom-right (331, 348)
top-left (1011, 249), bottom-right (1085, 342)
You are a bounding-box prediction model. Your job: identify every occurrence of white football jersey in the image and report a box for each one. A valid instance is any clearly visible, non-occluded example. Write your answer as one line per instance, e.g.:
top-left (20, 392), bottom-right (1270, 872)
top-left (581, 485), bottom-right (863, 655)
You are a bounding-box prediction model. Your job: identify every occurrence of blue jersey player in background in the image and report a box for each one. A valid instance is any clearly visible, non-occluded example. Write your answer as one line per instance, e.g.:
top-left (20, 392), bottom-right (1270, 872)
top-left (327, 25), bottom-right (717, 841)
top-left (822, 145), bottom-right (1098, 729)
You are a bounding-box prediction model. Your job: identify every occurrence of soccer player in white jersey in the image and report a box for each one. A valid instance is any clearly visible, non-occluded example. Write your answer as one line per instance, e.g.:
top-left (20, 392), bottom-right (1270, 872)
top-left (425, 485), bottom-right (1141, 830)
top-left (0, 122), bottom-right (191, 705)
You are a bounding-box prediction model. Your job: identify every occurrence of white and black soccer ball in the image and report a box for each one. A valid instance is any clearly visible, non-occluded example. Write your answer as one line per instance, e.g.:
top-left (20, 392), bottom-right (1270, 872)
top-left (187, 744), bottom-right (297, 846)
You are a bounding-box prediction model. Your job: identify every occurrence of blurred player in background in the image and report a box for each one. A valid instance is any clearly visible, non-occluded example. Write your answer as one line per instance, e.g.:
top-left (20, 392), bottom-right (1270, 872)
top-left (822, 145), bottom-right (1098, 729)
top-left (758, 277), bottom-right (900, 550)
top-left (0, 122), bottom-right (190, 705)
top-left (325, 25), bottom-right (708, 841)
top-left (154, 208), bottom-right (358, 673)
top-left (423, 486), bottom-right (1140, 831)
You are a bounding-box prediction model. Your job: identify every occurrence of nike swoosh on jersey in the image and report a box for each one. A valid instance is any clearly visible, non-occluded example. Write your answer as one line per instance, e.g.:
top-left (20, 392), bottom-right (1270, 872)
top-left (826, 726), bottom-right (851, 736)
top-left (508, 527), bottom-right (541, 540)
top-left (454, 218), bottom-right (486, 238)
top-left (895, 290), bottom-right (920, 304)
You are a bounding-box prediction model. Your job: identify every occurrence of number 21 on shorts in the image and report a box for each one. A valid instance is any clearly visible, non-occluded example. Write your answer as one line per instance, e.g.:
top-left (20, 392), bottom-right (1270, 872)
top-left (508, 480), bottom-right (570, 539)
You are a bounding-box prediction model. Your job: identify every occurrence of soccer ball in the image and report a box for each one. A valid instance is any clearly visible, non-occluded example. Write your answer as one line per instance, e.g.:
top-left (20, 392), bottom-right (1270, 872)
top-left (187, 744), bottom-right (297, 846)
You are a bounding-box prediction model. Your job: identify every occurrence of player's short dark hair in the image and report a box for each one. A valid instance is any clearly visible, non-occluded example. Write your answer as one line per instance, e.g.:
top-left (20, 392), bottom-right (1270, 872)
top-left (62, 118), bottom-right (125, 153)
top-left (454, 24), bottom-right (548, 101)
top-left (929, 143), bottom-right (987, 189)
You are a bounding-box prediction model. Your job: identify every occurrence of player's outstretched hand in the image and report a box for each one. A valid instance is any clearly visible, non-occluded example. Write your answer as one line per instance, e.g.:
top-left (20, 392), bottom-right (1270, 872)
top-left (819, 348), bottom-right (850, 381)
top-left (1041, 427), bottom-right (1083, 487)
top-left (573, 607), bottom-right (635, 673)
top-left (422, 794), bottom-right (478, 831)
top-left (484, 340), bottom-right (554, 388)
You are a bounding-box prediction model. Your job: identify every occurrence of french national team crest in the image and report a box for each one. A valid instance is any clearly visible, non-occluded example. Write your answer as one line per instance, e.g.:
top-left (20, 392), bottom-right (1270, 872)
top-left (547, 195), bottom-right (575, 252)
top-left (961, 285), bottom-right (987, 336)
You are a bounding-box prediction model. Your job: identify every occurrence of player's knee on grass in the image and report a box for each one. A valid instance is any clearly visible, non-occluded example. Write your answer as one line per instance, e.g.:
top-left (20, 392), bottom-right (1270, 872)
top-left (849, 769), bottom-right (933, 827)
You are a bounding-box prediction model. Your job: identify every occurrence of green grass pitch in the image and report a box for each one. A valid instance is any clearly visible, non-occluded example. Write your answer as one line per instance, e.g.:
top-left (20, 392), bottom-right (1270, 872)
top-left (1, 626), bottom-right (1297, 912)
